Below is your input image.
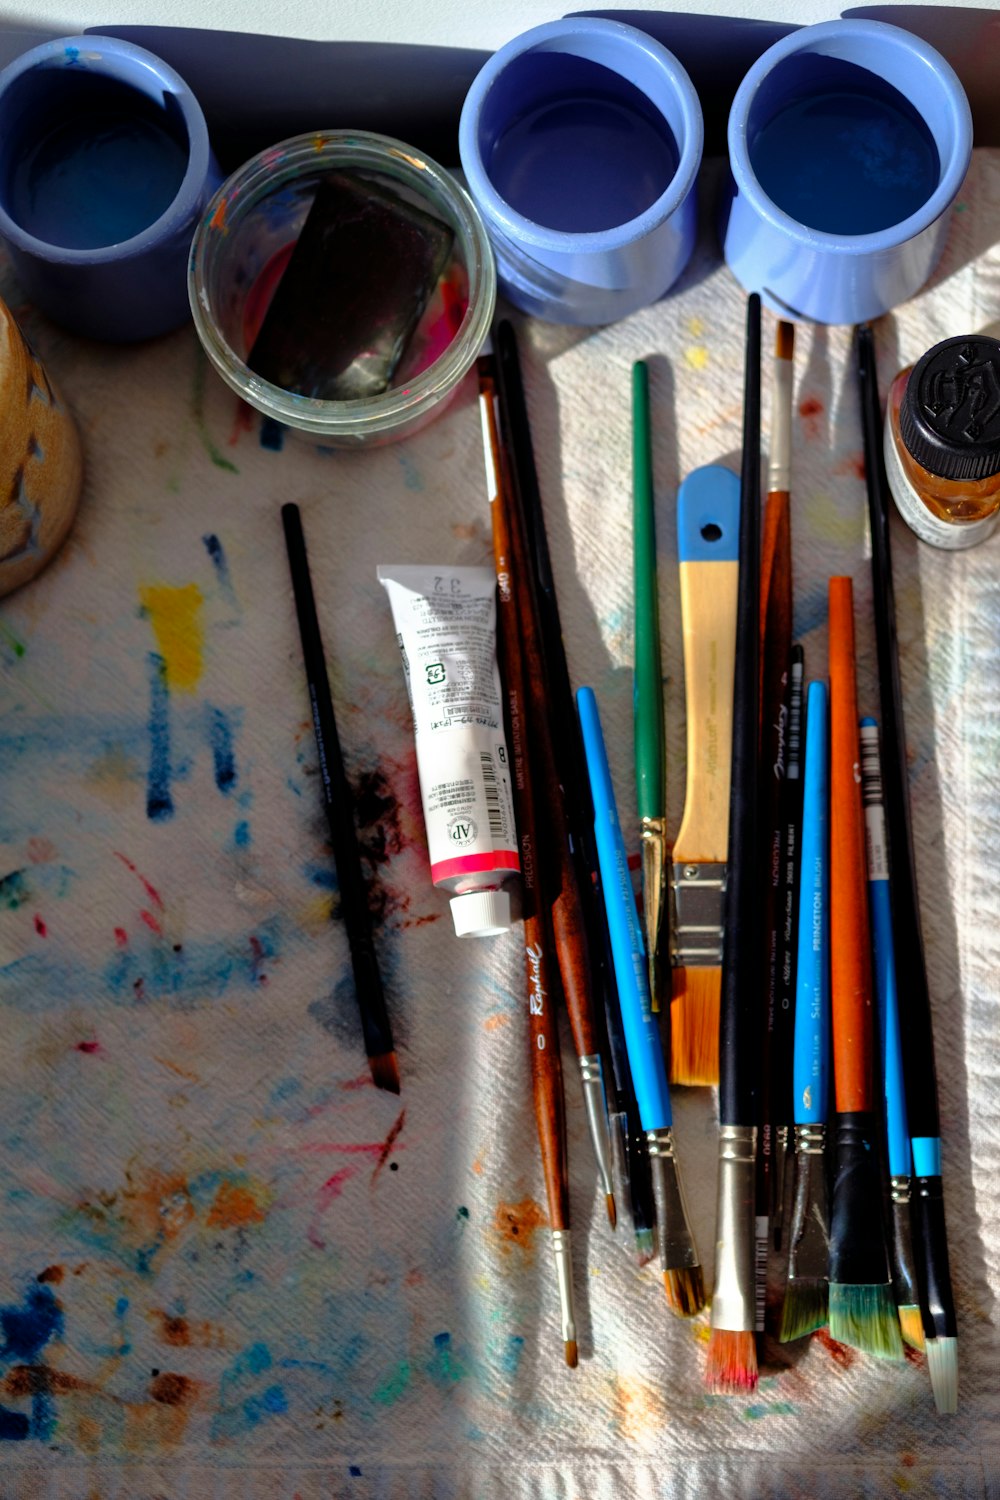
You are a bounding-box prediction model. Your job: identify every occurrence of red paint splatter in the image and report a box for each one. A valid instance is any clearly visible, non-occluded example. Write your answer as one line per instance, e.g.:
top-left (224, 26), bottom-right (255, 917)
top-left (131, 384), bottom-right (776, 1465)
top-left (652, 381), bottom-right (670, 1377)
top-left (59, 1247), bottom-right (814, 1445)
top-left (371, 1109), bottom-right (406, 1184)
top-left (249, 935), bottom-right (269, 984)
top-left (114, 928), bottom-right (128, 947)
top-left (799, 396), bottom-right (824, 440)
top-left (308, 1165), bottom-right (359, 1249)
top-left (114, 851), bottom-right (164, 909)
top-left (75, 1041), bottom-right (101, 1055)
top-left (140, 909), bottom-right (162, 936)
top-left (903, 1343), bottom-right (925, 1367)
top-left (339, 1072), bottom-right (373, 1091)
top-left (902, 1454), bottom-right (916, 1468)
top-left (33, 914), bottom-right (47, 937)
top-left (228, 399), bottom-right (255, 447)
top-left (834, 452), bottom-right (867, 481)
top-left (814, 1327), bottom-right (856, 1369)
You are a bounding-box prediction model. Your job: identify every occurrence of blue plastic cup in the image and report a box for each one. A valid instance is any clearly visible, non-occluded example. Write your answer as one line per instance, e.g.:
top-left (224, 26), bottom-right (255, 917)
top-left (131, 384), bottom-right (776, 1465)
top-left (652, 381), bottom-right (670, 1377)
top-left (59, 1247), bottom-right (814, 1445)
top-left (723, 19), bottom-right (972, 325)
top-left (0, 36), bottom-right (222, 342)
top-left (459, 18), bottom-right (703, 326)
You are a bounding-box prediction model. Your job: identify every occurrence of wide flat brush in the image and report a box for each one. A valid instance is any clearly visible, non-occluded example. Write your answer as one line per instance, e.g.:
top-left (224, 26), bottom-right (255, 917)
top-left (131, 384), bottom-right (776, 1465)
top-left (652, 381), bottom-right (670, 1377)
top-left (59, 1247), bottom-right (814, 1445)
top-left (669, 464), bottom-right (741, 1087)
top-left (478, 355), bottom-right (577, 1366)
top-left (780, 679), bottom-right (830, 1343)
top-left (706, 293), bottom-right (761, 1395)
top-left (827, 576), bottom-right (903, 1361)
top-left (577, 686), bottom-right (703, 1316)
top-left (281, 503), bottom-right (399, 1095)
top-left (857, 324), bottom-right (957, 1413)
top-left (860, 717), bottom-right (923, 1352)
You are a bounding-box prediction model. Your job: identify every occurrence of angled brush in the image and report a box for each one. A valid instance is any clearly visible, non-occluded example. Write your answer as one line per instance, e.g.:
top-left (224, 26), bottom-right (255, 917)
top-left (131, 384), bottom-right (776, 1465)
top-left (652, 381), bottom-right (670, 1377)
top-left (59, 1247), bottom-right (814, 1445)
top-left (827, 576), bottom-right (903, 1361)
top-left (669, 464), bottom-right (741, 1086)
top-left (780, 678), bottom-right (830, 1343)
top-left (706, 293), bottom-right (761, 1395)
top-left (857, 323), bottom-right (957, 1412)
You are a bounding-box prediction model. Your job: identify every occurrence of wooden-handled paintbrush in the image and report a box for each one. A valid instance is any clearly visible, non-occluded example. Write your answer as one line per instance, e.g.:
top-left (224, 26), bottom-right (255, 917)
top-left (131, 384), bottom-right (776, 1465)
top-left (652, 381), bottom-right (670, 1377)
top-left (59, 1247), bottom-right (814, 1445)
top-left (478, 354), bottom-right (577, 1367)
top-left (669, 464), bottom-right (740, 1087)
top-left (706, 292), bottom-right (761, 1395)
top-left (780, 678), bottom-right (831, 1343)
top-left (856, 323), bottom-right (957, 1413)
top-left (827, 575), bottom-right (903, 1362)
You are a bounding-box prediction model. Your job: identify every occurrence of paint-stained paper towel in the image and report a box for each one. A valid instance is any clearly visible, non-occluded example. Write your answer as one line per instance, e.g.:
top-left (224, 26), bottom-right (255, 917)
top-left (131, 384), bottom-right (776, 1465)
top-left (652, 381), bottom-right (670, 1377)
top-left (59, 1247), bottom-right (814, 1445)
top-left (0, 152), bottom-right (998, 1500)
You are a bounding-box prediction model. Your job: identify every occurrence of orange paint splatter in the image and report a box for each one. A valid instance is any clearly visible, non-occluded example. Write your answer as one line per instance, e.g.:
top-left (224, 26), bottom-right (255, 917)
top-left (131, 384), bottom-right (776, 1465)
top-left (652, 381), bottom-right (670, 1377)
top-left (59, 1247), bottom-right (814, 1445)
top-left (206, 1179), bottom-right (268, 1230)
top-left (614, 1373), bottom-right (663, 1442)
top-left (151, 1310), bottom-right (225, 1349)
top-left (483, 1013), bottom-right (509, 1031)
top-left (814, 1327), bottom-right (856, 1369)
top-left (210, 197), bottom-right (227, 231)
top-left (493, 1198), bottom-right (547, 1256)
top-left (36, 1266), bottom-right (64, 1284)
top-left (150, 1372), bottom-right (196, 1407)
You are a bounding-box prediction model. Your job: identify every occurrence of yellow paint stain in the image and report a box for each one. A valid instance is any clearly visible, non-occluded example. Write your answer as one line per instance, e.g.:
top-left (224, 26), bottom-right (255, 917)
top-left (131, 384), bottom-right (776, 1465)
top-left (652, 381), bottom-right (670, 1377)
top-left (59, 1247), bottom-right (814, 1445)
top-left (300, 892), bottom-right (334, 931)
top-left (206, 1179), bottom-right (269, 1229)
top-left (803, 491), bottom-right (864, 545)
top-left (139, 584), bottom-right (204, 692)
top-left (687, 315), bottom-right (705, 337)
top-left (85, 744), bottom-right (141, 805)
top-left (483, 1013), bottom-right (509, 1032)
top-left (692, 1319), bottom-right (712, 1343)
top-left (153, 1056), bottom-right (201, 1083)
top-left (684, 345), bottom-right (709, 371)
top-left (893, 1475), bottom-right (913, 1492)
top-left (614, 1374), bottom-right (664, 1442)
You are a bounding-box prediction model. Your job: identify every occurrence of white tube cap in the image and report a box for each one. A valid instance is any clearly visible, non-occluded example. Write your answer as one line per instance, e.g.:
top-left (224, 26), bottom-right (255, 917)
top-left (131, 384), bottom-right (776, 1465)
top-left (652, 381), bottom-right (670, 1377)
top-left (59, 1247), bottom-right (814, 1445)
top-left (450, 888), bottom-right (511, 938)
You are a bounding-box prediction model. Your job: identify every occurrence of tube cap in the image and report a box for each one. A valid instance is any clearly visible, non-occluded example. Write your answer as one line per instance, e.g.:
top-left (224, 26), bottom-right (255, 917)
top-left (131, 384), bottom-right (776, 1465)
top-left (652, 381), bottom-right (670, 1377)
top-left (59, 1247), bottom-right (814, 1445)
top-left (899, 335), bottom-right (1000, 480)
top-left (450, 888), bottom-right (511, 938)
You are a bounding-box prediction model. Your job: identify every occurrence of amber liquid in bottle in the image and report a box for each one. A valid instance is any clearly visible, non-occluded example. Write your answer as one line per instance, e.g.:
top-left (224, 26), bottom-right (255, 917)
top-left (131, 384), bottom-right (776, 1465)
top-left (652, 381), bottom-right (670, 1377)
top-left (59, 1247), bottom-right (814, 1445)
top-left (888, 366), bottom-right (1000, 526)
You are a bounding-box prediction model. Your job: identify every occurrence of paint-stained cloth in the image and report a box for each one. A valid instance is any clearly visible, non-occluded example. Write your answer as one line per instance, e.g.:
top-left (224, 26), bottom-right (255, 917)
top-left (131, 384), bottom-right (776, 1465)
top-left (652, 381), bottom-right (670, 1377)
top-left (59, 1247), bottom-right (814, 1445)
top-left (0, 151), bottom-right (999, 1499)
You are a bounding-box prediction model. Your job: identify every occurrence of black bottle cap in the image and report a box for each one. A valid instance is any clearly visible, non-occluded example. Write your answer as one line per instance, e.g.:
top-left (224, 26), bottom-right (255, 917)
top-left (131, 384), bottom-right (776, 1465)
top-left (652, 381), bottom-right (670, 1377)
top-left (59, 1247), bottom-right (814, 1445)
top-left (899, 335), bottom-right (1000, 481)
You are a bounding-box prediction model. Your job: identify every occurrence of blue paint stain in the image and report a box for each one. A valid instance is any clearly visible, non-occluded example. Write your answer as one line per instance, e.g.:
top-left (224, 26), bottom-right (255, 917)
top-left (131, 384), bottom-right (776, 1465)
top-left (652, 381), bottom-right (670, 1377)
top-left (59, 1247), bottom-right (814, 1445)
top-left (0, 1406), bottom-right (29, 1440)
top-left (243, 1383), bottom-right (288, 1425)
top-left (208, 706), bottom-right (238, 794)
top-left (0, 1284), bottom-right (63, 1361)
top-left (428, 1331), bottom-right (465, 1386)
top-left (499, 1335), bottom-right (524, 1377)
top-left (202, 533), bottom-right (238, 608)
top-left (350, 1467), bottom-right (362, 1478)
top-left (30, 1385), bottom-right (55, 1442)
top-left (260, 418), bottom-right (285, 451)
top-left (397, 452), bottom-right (424, 492)
top-left (146, 652), bottom-right (174, 821)
top-left (307, 864), bottom-right (338, 891)
top-left (234, 820), bottom-right (251, 847)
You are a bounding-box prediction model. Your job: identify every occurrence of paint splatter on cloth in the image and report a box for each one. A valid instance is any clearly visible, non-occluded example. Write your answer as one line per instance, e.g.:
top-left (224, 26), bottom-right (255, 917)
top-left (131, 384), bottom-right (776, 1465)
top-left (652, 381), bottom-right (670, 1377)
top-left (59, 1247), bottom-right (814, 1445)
top-left (0, 151), bottom-right (998, 1499)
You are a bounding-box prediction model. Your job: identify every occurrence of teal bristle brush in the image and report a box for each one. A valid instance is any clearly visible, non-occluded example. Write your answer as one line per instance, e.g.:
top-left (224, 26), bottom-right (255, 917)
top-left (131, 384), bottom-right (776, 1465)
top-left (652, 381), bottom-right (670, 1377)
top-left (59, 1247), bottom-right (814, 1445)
top-left (860, 717), bottom-right (923, 1353)
top-left (780, 678), bottom-right (831, 1343)
top-left (827, 577), bottom-right (903, 1362)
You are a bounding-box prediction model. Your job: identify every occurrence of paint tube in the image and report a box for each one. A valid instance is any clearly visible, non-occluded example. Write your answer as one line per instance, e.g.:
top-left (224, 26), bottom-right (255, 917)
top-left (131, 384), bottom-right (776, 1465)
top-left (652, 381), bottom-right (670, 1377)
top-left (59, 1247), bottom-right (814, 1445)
top-left (378, 563), bottom-right (519, 938)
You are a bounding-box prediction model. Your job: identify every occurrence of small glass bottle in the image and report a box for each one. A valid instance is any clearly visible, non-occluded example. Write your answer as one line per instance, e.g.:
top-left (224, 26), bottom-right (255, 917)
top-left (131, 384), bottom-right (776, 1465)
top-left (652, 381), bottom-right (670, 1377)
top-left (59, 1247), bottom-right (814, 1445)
top-left (884, 334), bottom-right (1000, 549)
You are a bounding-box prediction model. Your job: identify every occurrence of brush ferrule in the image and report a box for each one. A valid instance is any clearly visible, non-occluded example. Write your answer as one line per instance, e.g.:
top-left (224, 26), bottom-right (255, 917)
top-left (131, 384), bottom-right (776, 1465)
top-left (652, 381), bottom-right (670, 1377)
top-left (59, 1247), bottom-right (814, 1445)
top-left (578, 1054), bottom-right (614, 1202)
top-left (787, 1125), bottom-right (830, 1282)
top-left (768, 354), bottom-right (793, 493)
top-left (712, 1124), bottom-right (757, 1332)
top-left (550, 1228), bottom-right (577, 1347)
top-left (608, 1109), bottom-right (632, 1220)
top-left (793, 1122), bottom-right (826, 1157)
top-left (670, 861), bottom-right (726, 967)
top-left (889, 1189), bottom-right (920, 1312)
top-left (640, 818), bottom-right (667, 982)
top-left (890, 1174), bottom-right (911, 1207)
top-left (646, 1127), bottom-right (701, 1273)
top-left (770, 1126), bottom-right (790, 1243)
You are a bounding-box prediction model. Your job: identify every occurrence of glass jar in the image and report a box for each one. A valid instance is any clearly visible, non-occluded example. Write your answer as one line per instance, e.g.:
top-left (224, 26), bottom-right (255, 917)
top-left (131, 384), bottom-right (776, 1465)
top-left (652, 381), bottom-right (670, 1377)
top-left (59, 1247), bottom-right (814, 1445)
top-left (188, 130), bottom-right (496, 448)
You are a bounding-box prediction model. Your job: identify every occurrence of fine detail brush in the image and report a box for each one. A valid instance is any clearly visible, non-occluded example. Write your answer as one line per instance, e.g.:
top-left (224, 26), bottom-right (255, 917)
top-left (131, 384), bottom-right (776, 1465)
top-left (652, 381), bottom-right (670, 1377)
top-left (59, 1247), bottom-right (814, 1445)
top-left (771, 646), bottom-right (805, 1254)
top-left (577, 685), bottom-right (704, 1315)
top-left (493, 318), bottom-right (619, 1232)
top-left (857, 323), bottom-right (957, 1413)
top-left (860, 717), bottom-right (923, 1352)
top-left (632, 359), bottom-right (668, 1013)
top-left (780, 678), bottom-right (830, 1343)
top-left (281, 503), bottom-right (399, 1095)
top-left (669, 463), bottom-right (741, 1087)
top-left (827, 576), bottom-right (903, 1361)
top-left (707, 292), bottom-right (761, 1395)
top-left (478, 354), bottom-right (577, 1367)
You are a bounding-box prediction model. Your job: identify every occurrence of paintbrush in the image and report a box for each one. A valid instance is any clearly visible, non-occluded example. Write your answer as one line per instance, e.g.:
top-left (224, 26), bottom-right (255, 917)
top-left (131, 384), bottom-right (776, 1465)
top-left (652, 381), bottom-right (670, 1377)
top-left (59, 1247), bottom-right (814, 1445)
top-left (827, 575), bottom-right (903, 1361)
top-left (860, 717), bottom-right (923, 1352)
top-left (281, 503), bottom-right (399, 1094)
top-left (856, 323), bottom-right (957, 1412)
top-left (477, 354), bottom-right (577, 1367)
top-left (759, 319), bottom-right (796, 1257)
top-left (577, 685), bottom-right (704, 1315)
top-left (706, 292), bottom-right (761, 1395)
top-left (669, 463), bottom-right (741, 1087)
top-left (487, 332), bottom-right (616, 1231)
top-left (780, 678), bottom-right (831, 1342)
top-left (771, 645), bottom-right (804, 1255)
top-left (632, 359), bottom-right (668, 1013)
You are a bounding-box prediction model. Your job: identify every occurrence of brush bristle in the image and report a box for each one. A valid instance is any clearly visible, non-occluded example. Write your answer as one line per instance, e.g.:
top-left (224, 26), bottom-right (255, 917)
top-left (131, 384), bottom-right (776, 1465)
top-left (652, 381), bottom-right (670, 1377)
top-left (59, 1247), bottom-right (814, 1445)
top-left (925, 1336), bottom-right (958, 1415)
top-left (669, 967), bottom-right (720, 1086)
top-left (369, 1051), bottom-right (401, 1095)
top-left (606, 1193), bottom-right (617, 1230)
top-left (663, 1265), bottom-right (706, 1318)
top-left (634, 1227), bottom-right (656, 1267)
top-left (829, 1283), bottom-right (904, 1360)
top-left (898, 1304), bottom-right (926, 1353)
top-left (705, 1328), bottom-right (758, 1394)
top-left (779, 1281), bottom-right (828, 1343)
top-left (775, 319), bottom-right (795, 361)
top-left (564, 1339), bottom-right (578, 1369)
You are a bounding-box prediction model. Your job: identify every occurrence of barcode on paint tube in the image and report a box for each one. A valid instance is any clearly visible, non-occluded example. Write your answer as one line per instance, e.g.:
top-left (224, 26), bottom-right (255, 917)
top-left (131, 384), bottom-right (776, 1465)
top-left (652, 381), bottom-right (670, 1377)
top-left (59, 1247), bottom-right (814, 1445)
top-left (480, 752), bottom-right (504, 838)
top-left (755, 1216), bottom-right (768, 1332)
top-left (859, 725), bottom-right (883, 806)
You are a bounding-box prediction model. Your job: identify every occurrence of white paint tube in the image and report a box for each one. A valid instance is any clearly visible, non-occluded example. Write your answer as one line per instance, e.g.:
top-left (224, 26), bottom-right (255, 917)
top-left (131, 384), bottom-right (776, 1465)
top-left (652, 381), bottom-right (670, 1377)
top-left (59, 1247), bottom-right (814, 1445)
top-left (378, 563), bottom-right (519, 938)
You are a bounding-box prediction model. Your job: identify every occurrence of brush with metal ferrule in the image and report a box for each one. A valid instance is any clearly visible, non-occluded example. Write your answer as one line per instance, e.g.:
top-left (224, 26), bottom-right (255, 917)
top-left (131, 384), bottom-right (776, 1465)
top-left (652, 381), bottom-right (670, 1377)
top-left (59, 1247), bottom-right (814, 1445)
top-left (707, 292), bottom-right (761, 1394)
top-left (669, 463), bottom-right (741, 1087)
top-left (827, 577), bottom-right (903, 1362)
top-left (857, 323), bottom-right (957, 1414)
top-left (632, 359), bottom-right (668, 1013)
top-left (780, 678), bottom-right (831, 1343)
top-left (860, 717), bottom-right (923, 1353)
top-left (577, 686), bottom-right (704, 1315)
